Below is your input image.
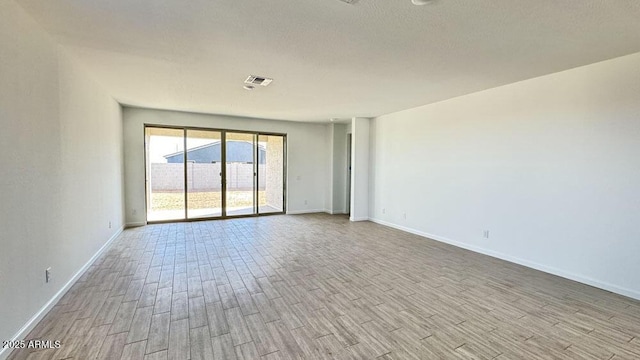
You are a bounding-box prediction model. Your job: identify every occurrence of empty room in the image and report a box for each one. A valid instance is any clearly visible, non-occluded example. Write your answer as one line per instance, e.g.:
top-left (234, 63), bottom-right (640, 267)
top-left (2, 0), bottom-right (640, 359)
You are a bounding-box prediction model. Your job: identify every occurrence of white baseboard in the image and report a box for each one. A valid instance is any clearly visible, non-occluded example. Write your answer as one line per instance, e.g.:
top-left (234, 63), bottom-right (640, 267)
top-left (369, 217), bottom-right (640, 301)
top-left (286, 209), bottom-right (326, 215)
top-left (325, 210), bottom-right (348, 215)
top-left (350, 216), bottom-right (369, 222)
top-left (0, 226), bottom-right (125, 360)
top-left (125, 222), bottom-right (146, 228)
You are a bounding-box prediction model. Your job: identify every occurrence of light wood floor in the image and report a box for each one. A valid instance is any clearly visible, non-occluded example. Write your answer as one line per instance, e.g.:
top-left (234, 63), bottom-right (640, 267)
top-left (8, 214), bottom-right (640, 359)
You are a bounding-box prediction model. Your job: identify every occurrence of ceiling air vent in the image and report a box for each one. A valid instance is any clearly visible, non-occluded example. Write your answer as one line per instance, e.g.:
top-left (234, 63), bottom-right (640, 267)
top-left (244, 75), bottom-right (273, 87)
top-left (338, 0), bottom-right (359, 3)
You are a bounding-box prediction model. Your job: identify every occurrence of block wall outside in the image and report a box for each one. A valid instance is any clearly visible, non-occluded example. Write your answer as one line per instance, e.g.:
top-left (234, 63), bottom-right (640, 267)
top-left (150, 163), bottom-right (266, 192)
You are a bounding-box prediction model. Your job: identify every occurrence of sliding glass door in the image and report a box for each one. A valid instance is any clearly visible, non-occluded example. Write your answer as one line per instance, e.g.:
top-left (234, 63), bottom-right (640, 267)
top-left (186, 130), bottom-right (223, 219)
top-left (258, 134), bottom-right (285, 214)
top-left (225, 132), bottom-right (257, 216)
top-left (146, 127), bottom-right (186, 222)
top-left (145, 126), bottom-right (285, 222)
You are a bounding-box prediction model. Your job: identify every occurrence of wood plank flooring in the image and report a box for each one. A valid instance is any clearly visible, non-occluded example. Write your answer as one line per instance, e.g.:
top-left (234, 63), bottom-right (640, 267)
top-left (8, 214), bottom-right (640, 359)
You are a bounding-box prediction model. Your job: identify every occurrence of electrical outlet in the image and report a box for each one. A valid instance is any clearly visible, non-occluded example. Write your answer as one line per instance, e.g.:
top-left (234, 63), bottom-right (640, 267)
top-left (109, 221), bottom-right (112, 229)
top-left (132, 209), bottom-right (137, 216)
top-left (403, 212), bottom-right (407, 220)
top-left (304, 200), bottom-right (308, 205)
top-left (483, 230), bottom-right (490, 239)
top-left (45, 268), bottom-right (51, 283)
top-left (382, 208), bottom-right (386, 214)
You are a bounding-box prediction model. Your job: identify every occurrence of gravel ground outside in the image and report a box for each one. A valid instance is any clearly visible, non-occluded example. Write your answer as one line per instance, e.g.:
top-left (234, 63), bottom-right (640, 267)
top-left (151, 191), bottom-right (267, 211)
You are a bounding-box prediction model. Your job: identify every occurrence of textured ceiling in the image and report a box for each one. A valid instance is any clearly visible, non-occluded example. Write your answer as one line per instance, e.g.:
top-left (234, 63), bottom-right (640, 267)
top-left (17, 0), bottom-right (640, 121)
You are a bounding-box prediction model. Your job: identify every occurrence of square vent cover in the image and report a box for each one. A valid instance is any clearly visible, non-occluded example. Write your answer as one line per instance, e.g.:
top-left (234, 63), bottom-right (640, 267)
top-left (245, 75), bottom-right (273, 87)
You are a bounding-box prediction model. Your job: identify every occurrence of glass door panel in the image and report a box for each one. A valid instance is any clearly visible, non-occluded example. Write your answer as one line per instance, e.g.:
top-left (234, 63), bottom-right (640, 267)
top-left (186, 130), bottom-right (223, 219)
top-left (258, 134), bottom-right (285, 214)
top-left (225, 132), bottom-right (256, 216)
top-left (146, 127), bottom-right (186, 222)
top-left (146, 127), bottom-right (285, 222)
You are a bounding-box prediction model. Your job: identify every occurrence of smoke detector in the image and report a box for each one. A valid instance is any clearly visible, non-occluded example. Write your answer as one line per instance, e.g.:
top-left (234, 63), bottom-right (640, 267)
top-left (244, 75), bottom-right (273, 87)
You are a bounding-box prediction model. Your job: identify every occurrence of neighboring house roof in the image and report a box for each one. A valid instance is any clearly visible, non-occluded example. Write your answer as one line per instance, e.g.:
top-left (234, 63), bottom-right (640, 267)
top-left (164, 141), bottom-right (266, 164)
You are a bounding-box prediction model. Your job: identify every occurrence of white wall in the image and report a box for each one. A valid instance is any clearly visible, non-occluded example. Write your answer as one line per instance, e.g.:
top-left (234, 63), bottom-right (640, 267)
top-left (370, 52), bottom-right (640, 299)
top-left (123, 107), bottom-right (331, 225)
top-left (0, 0), bottom-right (124, 353)
top-left (351, 117), bottom-right (370, 221)
top-left (324, 124), bottom-right (333, 214)
top-left (326, 123), bottom-right (348, 214)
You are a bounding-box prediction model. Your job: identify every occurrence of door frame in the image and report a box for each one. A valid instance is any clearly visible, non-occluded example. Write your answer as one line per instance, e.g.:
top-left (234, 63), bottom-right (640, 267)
top-left (346, 133), bottom-right (352, 215)
top-left (144, 124), bottom-right (287, 223)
